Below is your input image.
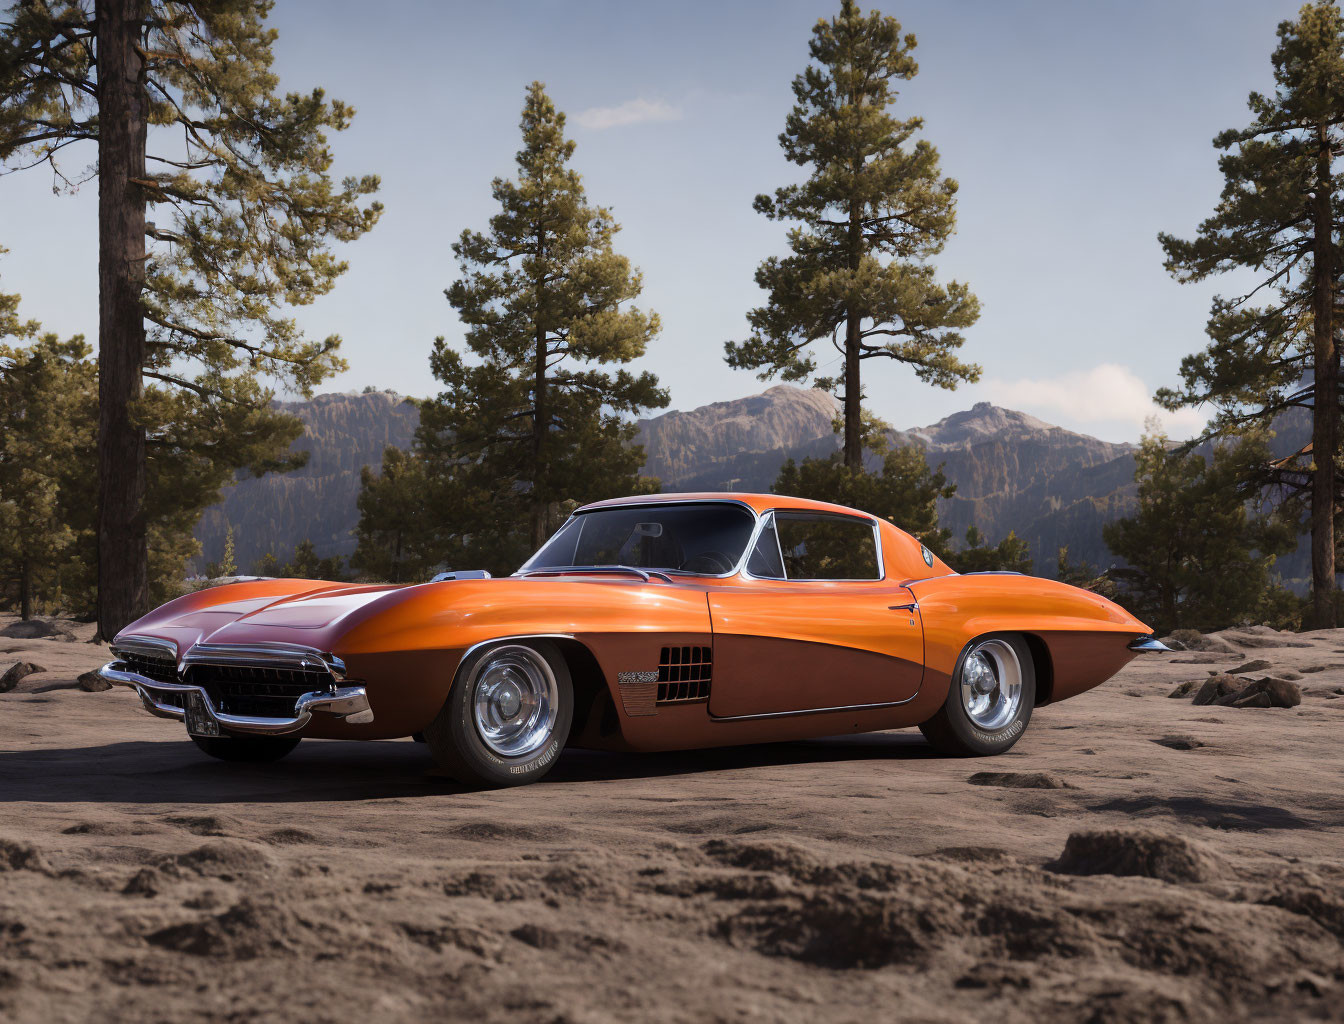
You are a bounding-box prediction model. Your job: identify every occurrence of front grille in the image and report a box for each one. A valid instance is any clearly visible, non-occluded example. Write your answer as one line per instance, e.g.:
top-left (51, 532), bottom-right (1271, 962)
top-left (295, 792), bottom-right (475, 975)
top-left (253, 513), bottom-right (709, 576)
top-left (117, 650), bottom-right (179, 685)
top-left (657, 646), bottom-right (711, 703)
top-left (183, 663), bottom-right (332, 718)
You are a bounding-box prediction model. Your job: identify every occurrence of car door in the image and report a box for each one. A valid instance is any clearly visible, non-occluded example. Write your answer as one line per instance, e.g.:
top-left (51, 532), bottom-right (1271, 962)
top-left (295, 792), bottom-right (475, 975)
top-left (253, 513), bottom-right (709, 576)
top-left (706, 510), bottom-right (924, 719)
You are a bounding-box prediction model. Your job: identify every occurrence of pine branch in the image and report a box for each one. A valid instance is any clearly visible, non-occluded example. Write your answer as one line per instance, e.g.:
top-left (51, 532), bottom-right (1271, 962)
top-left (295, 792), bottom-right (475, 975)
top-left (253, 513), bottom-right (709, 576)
top-left (142, 371), bottom-right (243, 405)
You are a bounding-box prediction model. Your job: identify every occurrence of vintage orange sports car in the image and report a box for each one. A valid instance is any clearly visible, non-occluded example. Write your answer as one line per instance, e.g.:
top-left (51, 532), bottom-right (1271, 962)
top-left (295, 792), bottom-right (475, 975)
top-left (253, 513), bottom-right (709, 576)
top-left (100, 493), bottom-right (1167, 787)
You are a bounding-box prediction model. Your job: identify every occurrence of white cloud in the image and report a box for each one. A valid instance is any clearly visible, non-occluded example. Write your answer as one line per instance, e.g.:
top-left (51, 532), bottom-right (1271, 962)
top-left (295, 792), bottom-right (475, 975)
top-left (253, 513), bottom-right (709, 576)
top-left (985, 363), bottom-right (1206, 440)
top-left (573, 98), bottom-right (682, 131)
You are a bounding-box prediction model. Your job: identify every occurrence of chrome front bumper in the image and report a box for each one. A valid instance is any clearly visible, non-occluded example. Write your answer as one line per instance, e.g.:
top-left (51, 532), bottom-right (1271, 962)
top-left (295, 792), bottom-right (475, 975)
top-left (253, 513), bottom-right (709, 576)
top-left (98, 661), bottom-right (374, 736)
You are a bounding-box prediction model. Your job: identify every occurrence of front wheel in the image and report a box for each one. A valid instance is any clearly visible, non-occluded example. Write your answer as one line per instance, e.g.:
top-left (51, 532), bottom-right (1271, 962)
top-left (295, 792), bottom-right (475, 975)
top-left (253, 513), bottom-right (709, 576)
top-left (919, 634), bottom-right (1035, 757)
top-left (190, 734), bottom-right (301, 763)
top-left (424, 640), bottom-right (573, 788)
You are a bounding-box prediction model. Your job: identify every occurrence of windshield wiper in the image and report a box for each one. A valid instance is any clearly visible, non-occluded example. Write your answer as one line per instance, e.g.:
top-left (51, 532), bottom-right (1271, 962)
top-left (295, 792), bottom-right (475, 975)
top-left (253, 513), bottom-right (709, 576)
top-left (515, 564), bottom-right (674, 583)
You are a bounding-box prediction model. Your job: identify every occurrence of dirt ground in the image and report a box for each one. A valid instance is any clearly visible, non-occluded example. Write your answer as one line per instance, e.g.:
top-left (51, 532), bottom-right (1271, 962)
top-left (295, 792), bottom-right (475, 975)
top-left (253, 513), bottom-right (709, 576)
top-left (1, 615), bottom-right (1342, 1023)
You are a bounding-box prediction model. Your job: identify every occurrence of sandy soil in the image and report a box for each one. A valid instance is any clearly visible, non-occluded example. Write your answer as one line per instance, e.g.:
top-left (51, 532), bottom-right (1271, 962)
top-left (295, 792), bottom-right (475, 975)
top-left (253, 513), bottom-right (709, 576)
top-left (1, 616), bottom-right (1342, 1023)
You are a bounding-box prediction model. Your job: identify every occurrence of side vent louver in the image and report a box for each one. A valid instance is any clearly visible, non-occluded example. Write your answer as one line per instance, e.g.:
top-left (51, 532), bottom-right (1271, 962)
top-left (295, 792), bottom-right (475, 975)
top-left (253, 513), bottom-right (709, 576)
top-left (657, 646), bottom-right (711, 703)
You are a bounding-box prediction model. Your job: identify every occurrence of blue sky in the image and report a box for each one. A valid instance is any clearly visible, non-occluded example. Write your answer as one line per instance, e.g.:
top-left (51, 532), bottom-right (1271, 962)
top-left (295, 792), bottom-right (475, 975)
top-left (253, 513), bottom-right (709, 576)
top-left (0, 0), bottom-right (1305, 442)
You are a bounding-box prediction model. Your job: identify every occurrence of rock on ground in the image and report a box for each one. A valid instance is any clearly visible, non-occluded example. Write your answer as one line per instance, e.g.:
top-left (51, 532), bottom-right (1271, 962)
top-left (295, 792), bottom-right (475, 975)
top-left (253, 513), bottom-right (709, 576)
top-left (0, 620), bottom-right (73, 641)
top-left (1217, 677), bottom-right (1302, 709)
top-left (1166, 629), bottom-right (1240, 654)
top-left (0, 662), bottom-right (44, 694)
top-left (1048, 830), bottom-right (1226, 883)
top-left (1192, 674), bottom-right (1241, 706)
top-left (75, 670), bottom-right (110, 693)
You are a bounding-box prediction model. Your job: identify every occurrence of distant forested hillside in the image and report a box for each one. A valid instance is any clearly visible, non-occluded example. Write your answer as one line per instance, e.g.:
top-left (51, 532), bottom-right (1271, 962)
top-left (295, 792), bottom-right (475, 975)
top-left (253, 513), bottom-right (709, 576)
top-left (195, 391), bottom-right (418, 572)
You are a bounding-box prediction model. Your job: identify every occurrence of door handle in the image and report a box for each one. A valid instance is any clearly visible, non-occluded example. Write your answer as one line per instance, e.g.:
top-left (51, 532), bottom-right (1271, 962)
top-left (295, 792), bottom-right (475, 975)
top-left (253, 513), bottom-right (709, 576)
top-left (889, 602), bottom-right (918, 612)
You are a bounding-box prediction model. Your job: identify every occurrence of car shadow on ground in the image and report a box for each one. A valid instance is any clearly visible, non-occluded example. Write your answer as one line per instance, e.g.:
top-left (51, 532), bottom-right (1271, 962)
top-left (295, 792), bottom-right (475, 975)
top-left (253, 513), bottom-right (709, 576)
top-left (0, 731), bottom-right (940, 805)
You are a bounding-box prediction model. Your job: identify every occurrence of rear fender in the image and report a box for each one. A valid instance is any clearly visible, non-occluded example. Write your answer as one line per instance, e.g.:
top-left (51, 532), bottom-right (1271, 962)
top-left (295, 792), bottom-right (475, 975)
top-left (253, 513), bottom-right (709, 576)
top-left (908, 574), bottom-right (1151, 706)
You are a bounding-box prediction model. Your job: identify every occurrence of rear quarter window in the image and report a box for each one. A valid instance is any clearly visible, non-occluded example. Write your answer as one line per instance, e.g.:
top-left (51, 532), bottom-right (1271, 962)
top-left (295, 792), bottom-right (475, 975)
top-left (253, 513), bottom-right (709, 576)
top-left (773, 513), bottom-right (881, 580)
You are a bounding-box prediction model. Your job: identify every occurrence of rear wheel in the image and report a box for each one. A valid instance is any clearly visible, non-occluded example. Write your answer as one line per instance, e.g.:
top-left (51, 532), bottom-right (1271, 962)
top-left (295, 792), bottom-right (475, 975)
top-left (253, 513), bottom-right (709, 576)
top-left (424, 640), bottom-right (573, 788)
top-left (190, 734), bottom-right (301, 763)
top-left (919, 634), bottom-right (1035, 757)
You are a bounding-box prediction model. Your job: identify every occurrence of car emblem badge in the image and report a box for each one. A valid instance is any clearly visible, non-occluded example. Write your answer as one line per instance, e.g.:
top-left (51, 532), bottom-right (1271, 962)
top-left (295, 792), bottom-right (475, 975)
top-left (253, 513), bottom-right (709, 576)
top-left (617, 671), bottom-right (658, 685)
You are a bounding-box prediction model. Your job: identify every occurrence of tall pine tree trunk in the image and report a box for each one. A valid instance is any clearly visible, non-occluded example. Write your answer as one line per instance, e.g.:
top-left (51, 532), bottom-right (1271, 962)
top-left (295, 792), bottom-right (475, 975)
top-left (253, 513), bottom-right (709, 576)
top-left (531, 241), bottom-right (548, 550)
top-left (843, 314), bottom-right (861, 470)
top-left (843, 202), bottom-right (862, 470)
top-left (95, 0), bottom-right (150, 638)
top-left (1311, 126), bottom-right (1337, 629)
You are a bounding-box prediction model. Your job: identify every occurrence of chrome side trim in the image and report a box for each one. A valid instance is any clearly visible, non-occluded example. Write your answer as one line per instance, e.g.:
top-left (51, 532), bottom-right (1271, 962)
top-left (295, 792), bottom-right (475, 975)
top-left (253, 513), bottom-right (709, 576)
top-left (1127, 636), bottom-right (1172, 652)
top-left (710, 693), bottom-right (919, 722)
top-left (97, 661), bottom-right (372, 734)
top-left (516, 565), bottom-right (675, 583)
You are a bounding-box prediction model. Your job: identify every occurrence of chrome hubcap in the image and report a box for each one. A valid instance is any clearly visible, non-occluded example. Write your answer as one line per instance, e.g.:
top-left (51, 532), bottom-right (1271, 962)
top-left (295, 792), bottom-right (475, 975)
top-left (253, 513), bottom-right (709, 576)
top-left (471, 645), bottom-right (558, 757)
top-left (960, 639), bottom-right (1022, 731)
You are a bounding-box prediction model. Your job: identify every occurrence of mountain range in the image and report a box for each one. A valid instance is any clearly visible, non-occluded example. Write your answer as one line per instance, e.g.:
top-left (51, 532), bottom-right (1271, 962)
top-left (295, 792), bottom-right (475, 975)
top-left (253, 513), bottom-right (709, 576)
top-left (194, 384), bottom-right (1142, 578)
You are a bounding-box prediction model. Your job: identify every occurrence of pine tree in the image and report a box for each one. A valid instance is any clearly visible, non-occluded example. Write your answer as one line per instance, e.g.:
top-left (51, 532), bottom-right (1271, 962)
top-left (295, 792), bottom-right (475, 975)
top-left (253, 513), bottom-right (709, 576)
top-left (953, 526), bottom-right (1032, 575)
top-left (351, 448), bottom-right (437, 583)
top-left (402, 81), bottom-right (666, 570)
top-left (0, 0), bottom-right (382, 635)
top-left (0, 322), bottom-right (95, 618)
top-left (217, 527), bottom-right (237, 578)
top-left (1056, 546), bottom-right (1119, 600)
top-left (1103, 433), bottom-right (1295, 633)
top-left (1157, 2), bottom-right (1344, 626)
top-left (0, 254), bottom-right (256, 615)
top-left (727, 0), bottom-right (979, 468)
top-left (774, 443), bottom-right (954, 559)
top-left (252, 539), bottom-right (343, 580)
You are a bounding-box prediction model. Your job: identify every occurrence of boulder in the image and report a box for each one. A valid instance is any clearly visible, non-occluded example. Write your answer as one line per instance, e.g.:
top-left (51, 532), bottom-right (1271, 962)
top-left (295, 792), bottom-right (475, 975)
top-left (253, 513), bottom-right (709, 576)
top-left (77, 670), bottom-right (111, 693)
top-left (0, 619), bottom-right (74, 641)
top-left (0, 661), bottom-right (45, 693)
top-left (1224, 630), bottom-right (1313, 649)
top-left (1216, 677), bottom-right (1302, 709)
top-left (1192, 674), bottom-right (1241, 706)
top-left (1166, 629), bottom-right (1239, 654)
top-left (1230, 659), bottom-right (1273, 675)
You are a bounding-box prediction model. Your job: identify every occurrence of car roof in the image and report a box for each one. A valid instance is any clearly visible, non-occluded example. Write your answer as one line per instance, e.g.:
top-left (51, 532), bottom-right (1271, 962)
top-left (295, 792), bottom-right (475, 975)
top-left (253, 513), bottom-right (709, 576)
top-left (575, 492), bottom-right (876, 519)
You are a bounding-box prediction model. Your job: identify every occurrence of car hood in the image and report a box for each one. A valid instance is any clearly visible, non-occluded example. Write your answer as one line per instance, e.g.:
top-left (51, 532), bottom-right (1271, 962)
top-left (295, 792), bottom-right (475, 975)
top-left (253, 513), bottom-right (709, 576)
top-left (114, 572), bottom-right (713, 661)
top-left (115, 582), bottom-right (412, 659)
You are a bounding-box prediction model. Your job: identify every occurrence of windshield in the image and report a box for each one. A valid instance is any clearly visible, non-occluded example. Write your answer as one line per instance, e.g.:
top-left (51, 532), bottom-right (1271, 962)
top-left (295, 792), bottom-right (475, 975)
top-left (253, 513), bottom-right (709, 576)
top-left (520, 503), bottom-right (757, 576)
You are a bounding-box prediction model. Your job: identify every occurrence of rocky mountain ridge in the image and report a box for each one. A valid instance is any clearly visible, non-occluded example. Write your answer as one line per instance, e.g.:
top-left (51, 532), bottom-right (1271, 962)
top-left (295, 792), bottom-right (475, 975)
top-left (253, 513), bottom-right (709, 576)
top-left (195, 385), bottom-right (1140, 576)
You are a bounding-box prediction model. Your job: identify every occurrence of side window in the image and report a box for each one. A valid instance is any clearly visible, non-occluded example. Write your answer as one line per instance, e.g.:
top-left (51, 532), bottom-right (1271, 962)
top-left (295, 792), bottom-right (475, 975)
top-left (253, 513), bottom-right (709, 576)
top-left (745, 515), bottom-right (785, 578)
top-left (773, 513), bottom-right (880, 580)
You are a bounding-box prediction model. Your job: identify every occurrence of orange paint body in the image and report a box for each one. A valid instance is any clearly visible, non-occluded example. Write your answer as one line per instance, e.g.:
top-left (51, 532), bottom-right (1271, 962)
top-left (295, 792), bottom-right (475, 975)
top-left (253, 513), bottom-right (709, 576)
top-left (114, 493), bottom-right (1152, 750)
